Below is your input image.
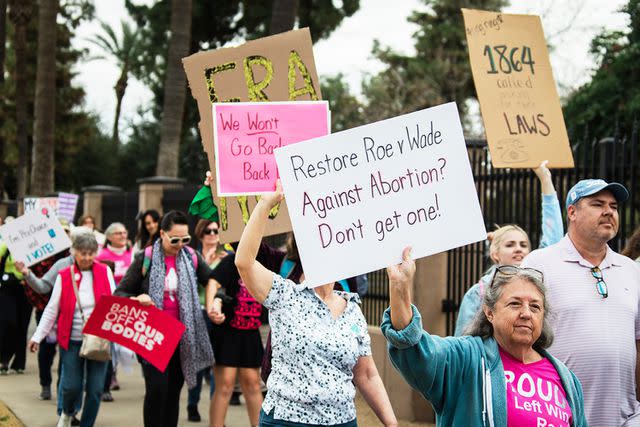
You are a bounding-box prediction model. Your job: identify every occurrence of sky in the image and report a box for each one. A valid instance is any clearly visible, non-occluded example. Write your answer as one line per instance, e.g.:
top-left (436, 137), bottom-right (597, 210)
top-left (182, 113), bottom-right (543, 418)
top-left (72, 0), bottom-right (629, 140)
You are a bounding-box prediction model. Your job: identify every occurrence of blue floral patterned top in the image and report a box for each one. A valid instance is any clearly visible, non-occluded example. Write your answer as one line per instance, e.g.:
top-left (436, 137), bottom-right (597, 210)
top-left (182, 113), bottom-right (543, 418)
top-left (262, 273), bottom-right (371, 424)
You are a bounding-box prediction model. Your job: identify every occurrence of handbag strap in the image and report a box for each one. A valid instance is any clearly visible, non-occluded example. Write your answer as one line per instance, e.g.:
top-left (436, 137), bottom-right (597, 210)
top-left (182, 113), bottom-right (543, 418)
top-left (70, 265), bottom-right (87, 325)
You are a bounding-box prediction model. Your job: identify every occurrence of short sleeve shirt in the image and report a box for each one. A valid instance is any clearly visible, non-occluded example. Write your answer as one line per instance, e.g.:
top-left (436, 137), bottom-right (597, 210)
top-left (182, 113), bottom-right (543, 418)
top-left (500, 349), bottom-right (573, 427)
top-left (262, 274), bottom-right (371, 424)
top-left (522, 235), bottom-right (640, 426)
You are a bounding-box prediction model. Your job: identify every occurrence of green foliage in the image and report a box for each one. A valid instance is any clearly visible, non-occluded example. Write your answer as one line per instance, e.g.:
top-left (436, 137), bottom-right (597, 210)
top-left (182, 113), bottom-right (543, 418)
top-left (2, 1), bottom-right (104, 197)
top-left (320, 74), bottom-right (364, 132)
top-left (563, 0), bottom-right (640, 138)
top-left (359, 0), bottom-right (507, 124)
top-left (122, 0), bottom-right (360, 184)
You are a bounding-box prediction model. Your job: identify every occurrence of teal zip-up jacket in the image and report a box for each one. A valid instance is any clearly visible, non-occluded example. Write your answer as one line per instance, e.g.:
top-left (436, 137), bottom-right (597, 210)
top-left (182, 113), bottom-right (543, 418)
top-left (381, 306), bottom-right (588, 427)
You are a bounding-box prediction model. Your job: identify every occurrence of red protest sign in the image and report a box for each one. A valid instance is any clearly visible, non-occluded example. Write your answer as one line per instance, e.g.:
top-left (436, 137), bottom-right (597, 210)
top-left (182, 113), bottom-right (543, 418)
top-left (83, 295), bottom-right (185, 372)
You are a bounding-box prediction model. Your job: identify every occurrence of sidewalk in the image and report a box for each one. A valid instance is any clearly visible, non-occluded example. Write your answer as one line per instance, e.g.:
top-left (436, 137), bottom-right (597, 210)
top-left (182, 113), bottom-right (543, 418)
top-left (0, 352), bottom-right (249, 427)
top-left (1, 329), bottom-right (434, 427)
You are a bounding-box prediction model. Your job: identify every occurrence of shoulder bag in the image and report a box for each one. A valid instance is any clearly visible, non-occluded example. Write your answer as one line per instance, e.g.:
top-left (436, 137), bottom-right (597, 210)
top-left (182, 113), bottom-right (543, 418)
top-left (70, 265), bottom-right (111, 362)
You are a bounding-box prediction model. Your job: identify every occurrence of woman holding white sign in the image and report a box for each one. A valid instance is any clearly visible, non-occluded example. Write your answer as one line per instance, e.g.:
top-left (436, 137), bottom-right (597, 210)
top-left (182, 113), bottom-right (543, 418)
top-left (235, 182), bottom-right (398, 427)
top-left (383, 251), bottom-right (587, 427)
top-left (28, 232), bottom-right (116, 427)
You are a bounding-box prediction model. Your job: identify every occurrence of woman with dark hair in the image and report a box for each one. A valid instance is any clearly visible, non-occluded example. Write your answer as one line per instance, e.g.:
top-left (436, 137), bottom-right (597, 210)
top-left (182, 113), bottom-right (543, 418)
top-left (382, 251), bottom-right (587, 427)
top-left (185, 219), bottom-right (228, 422)
top-left (78, 215), bottom-right (106, 247)
top-left (134, 210), bottom-right (161, 254)
top-left (115, 210), bottom-right (216, 427)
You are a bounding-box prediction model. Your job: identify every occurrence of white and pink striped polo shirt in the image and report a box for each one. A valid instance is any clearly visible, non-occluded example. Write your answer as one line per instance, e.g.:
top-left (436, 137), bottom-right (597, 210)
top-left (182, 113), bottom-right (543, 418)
top-left (522, 235), bottom-right (640, 427)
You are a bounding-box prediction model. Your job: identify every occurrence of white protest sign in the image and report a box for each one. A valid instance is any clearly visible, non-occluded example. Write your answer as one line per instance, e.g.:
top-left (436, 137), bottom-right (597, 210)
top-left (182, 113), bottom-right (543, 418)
top-left (23, 197), bottom-right (59, 218)
top-left (0, 211), bottom-right (72, 267)
top-left (274, 102), bottom-right (487, 287)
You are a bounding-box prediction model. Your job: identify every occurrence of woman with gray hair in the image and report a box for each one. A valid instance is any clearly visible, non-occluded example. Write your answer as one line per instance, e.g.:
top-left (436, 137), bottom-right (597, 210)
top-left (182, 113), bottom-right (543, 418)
top-left (97, 222), bottom-right (133, 285)
top-left (29, 232), bottom-right (115, 427)
top-left (96, 222), bottom-right (132, 401)
top-left (381, 248), bottom-right (587, 427)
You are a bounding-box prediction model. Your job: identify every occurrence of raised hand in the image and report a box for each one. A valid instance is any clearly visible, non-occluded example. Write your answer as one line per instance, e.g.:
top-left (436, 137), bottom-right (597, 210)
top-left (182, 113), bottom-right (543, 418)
top-left (386, 247), bottom-right (415, 291)
top-left (260, 179), bottom-right (284, 210)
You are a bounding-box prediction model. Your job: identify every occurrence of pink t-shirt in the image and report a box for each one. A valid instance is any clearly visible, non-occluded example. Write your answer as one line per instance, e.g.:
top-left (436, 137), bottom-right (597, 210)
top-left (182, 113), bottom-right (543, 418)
top-left (163, 255), bottom-right (180, 320)
top-left (96, 246), bottom-right (133, 284)
top-left (500, 349), bottom-right (572, 427)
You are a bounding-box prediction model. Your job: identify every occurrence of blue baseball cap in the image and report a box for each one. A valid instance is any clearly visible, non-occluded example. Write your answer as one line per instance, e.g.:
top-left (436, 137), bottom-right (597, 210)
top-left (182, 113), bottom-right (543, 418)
top-left (566, 179), bottom-right (629, 209)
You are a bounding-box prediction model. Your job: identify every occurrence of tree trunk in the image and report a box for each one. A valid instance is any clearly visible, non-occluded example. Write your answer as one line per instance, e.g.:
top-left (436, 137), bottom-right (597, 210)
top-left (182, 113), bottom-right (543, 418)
top-left (155, 0), bottom-right (192, 177)
top-left (270, 0), bottom-right (298, 35)
top-left (112, 69), bottom-right (128, 148)
top-left (8, 0), bottom-right (32, 200)
top-left (0, 0), bottom-right (7, 199)
top-left (30, 0), bottom-right (57, 196)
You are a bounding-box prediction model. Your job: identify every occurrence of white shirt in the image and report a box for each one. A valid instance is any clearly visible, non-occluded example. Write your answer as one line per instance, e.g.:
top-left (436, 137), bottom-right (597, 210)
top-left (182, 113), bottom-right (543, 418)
top-left (31, 266), bottom-right (116, 343)
top-left (522, 235), bottom-right (640, 427)
top-left (262, 274), bottom-right (371, 425)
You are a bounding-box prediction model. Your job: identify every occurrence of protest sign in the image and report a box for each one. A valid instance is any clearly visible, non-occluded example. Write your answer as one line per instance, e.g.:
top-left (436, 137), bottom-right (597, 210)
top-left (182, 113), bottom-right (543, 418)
top-left (213, 101), bottom-right (330, 196)
top-left (23, 197), bottom-right (59, 218)
top-left (57, 193), bottom-right (79, 223)
top-left (84, 296), bottom-right (185, 372)
top-left (0, 211), bottom-right (71, 267)
top-left (183, 28), bottom-right (322, 242)
top-left (462, 9), bottom-right (574, 168)
top-left (274, 102), bottom-right (487, 287)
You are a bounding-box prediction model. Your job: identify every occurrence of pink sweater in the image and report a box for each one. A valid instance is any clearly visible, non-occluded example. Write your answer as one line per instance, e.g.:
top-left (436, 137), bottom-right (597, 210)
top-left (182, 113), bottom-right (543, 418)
top-left (96, 245), bottom-right (133, 285)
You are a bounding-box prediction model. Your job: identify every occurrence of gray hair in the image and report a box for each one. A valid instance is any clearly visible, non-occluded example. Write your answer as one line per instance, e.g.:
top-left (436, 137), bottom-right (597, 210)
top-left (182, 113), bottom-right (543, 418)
top-left (72, 232), bottom-right (98, 253)
top-left (464, 270), bottom-right (554, 349)
top-left (104, 222), bottom-right (126, 239)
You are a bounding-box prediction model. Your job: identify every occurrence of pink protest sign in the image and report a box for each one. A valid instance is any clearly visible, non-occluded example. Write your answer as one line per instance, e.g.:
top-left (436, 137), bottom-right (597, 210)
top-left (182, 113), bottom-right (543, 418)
top-left (213, 101), bottom-right (330, 196)
top-left (83, 295), bottom-right (185, 372)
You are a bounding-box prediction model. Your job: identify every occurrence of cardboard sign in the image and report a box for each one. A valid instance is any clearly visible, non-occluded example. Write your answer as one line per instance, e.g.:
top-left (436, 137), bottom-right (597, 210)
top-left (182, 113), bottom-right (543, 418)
top-left (213, 101), bottom-right (330, 196)
top-left (23, 197), bottom-right (59, 218)
top-left (58, 193), bottom-right (79, 223)
top-left (274, 102), bottom-right (487, 287)
top-left (0, 211), bottom-right (71, 267)
top-left (183, 28), bottom-right (322, 242)
top-left (83, 295), bottom-right (186, 372)
top-left (462, 9), bottom-right (574, 168)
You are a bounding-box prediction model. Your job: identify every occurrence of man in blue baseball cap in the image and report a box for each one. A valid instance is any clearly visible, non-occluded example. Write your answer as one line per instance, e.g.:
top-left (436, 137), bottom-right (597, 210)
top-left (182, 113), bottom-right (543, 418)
top-left (565, 178), bottom-right (629, 210)
top-left (522, 178), bottom-right (640, 426)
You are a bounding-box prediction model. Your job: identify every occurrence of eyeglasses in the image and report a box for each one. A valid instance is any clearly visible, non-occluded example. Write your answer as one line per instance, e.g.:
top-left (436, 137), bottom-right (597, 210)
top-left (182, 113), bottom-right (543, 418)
top-left (202, 228), bottom-right (219, 236)
top-left (490, 265), bottom-right (544, 287)
top-left (590, 267), bottom-right (608, 298)
top-left (167, 235), bottom-right (191, 246)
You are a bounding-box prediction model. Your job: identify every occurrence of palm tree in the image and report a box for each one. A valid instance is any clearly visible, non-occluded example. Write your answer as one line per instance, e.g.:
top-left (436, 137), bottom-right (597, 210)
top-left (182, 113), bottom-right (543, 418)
top-left (88, 20), bottom-right (141, 148)
top-left (270, 0), bottom-right (299, 35)
top-left (155, 0), bottom-right (192, 177)
top-left (30, 0), bottom-right (58, 196)
top-left (0, 0), bottom-right (7, 199)
top-left (8, 0), bottom-right (32, 200)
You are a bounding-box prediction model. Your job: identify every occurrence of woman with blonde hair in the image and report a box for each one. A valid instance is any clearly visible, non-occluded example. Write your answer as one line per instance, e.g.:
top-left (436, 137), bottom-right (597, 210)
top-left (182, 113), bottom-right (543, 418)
top-left (454, 162), bottom-right (563, 335)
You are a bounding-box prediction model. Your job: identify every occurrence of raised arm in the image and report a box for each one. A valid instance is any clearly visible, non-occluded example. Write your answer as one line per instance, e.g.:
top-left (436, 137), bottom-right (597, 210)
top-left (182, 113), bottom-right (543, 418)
top-left (235, 181), bottom-right (284, 304)
top-left (533, 160), bottom-right (563, 248)
top-left (386, 247), bottom-right (416, 331)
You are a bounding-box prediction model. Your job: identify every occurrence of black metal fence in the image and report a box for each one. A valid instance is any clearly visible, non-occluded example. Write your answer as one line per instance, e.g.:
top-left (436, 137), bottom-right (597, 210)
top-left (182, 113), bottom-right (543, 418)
top-left (443, 130), bottom-right (639, 335)
top-left (360, 129), bottom-right (640, 328)
top-left (102, 191), bottom-right (139, 237)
